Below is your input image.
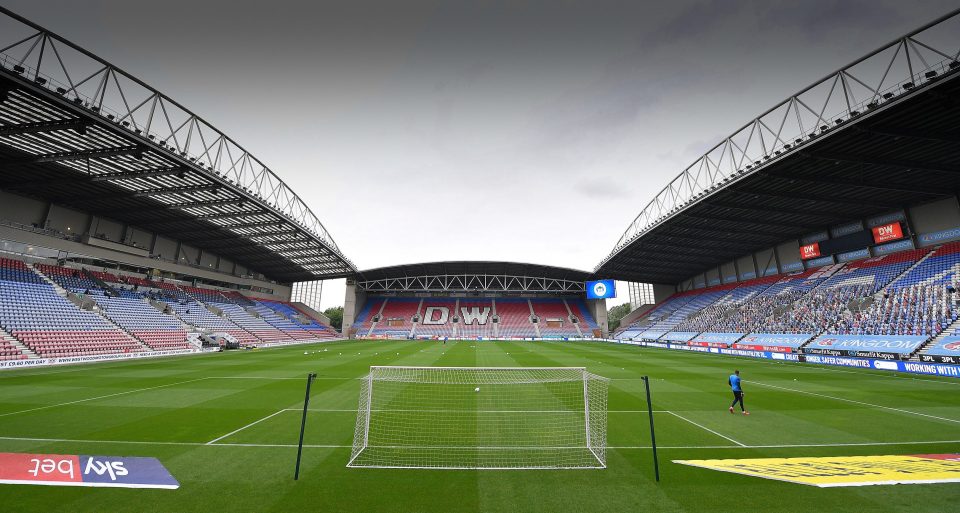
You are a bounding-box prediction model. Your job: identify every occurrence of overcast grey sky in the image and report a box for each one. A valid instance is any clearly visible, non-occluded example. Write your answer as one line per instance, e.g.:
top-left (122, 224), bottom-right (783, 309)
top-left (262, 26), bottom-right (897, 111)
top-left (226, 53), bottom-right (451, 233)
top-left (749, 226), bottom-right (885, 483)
top-left (3, 0), bottom-right (956, 308)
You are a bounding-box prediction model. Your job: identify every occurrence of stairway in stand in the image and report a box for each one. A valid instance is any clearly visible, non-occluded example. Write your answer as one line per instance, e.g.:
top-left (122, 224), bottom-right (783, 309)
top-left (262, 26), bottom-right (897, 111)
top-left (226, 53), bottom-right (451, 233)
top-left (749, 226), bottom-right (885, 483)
top-left (909, 315), bottom-right (960, 361)
top-left (1, 325), bottom-right (37, 359)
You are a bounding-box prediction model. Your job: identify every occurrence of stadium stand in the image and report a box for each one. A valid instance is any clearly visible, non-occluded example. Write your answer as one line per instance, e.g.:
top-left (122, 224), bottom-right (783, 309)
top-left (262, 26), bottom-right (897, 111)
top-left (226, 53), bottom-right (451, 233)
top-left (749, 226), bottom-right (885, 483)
top-left (892, 242), bottom-right (960, 289)
top-left (634, 285), bottom-right (736, 339)
top-left (351, 296), bottom-right (595, 339)
top-left (215, 302), bottom-right (293, 343)
top-left (829, 243), bottom-right (960, 353)
top-left (90, 290), bottom-right (191, 351)
top-left (530, 299), bottom-right (580, 338)
top-left (569, 298), bottom-right (599, 336)
top-left (34, 263), bottom-right (102, 293)
top-left (31, 263), bottom-right (194, 351)
top-left (616, 291), bottom-right (704, 339)
top-left (369, 298), bottom-right (421, 338)
top-left (493, 299), bottom-right (538, 338)
top-left (707, 268), bottom-right (839, 336)
top-left (0, 255), bottom-right (343, 355)
top-left (615, 244), bottom-right (960, 359)
top-left (255, 299), bottom-right (339, 340)
top-left (763, 284), bottom-right (875, 335)
top-left (413, 299), bottom-right (458, 338)
top-left (457, 299), bottom-right (496, 339)
top-left (0, 259), bottom-right (145, 357)
top-left (786, 251), bottom-right (928, 336)
top-left (0, 337), bottom-right (27, 360)
top-left (351, 298), bottom-right (385, 337)
top-left (674, 275), bottom-right (783, 333)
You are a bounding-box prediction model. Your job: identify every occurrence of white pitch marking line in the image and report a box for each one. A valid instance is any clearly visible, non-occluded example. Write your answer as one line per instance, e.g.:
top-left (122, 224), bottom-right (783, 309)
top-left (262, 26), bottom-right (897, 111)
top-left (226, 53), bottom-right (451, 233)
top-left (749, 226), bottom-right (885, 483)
top-left (703, 439), bottom-right (960, 449)
top-left (666, 411), bottom-right (747, 447)
top-left (205, 409), bottom-right (288, 445)
top-left (0, 377), bottom-right (209, 418)
top-left (213, 443), bottom-right (348, 448)
top-left (210, 376), bottom-right (352, 380)
top-left (282, 409), bottom-right (672, 413)
top-left (0, 436), bottom-right (208, 446)
top-left (3, 435), bottom-right (959, 450)
top-left (750, 380), bottom-right (960, 425)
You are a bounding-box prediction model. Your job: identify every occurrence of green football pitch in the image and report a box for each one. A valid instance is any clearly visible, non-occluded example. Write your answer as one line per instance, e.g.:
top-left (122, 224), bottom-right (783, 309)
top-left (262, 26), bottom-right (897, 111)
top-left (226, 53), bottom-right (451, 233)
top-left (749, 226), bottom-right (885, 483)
top-left (1, 339), bottom-right (958, 512)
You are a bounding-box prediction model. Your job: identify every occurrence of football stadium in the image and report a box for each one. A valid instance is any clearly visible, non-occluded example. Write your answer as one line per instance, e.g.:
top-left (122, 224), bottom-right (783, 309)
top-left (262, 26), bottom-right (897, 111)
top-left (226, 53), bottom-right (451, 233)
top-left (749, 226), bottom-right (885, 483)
top-left (1, 3), bottom-right (960, 512)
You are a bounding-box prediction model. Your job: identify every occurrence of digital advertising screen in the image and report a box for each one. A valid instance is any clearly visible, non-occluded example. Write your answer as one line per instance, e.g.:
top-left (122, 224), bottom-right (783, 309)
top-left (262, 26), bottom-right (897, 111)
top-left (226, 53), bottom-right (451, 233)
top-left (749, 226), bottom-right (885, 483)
top-left (872, 222), bottom-right (905, 244)
top-left (800, 242), bottom-right (821, 260)
top-left (585, 279), bottom-right (616, 299)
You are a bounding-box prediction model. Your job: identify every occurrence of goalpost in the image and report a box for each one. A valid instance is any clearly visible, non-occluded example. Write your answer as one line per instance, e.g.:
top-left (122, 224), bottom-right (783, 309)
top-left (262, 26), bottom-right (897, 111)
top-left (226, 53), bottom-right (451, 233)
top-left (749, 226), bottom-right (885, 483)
top-left (347, 366), bottom-right (609, 469)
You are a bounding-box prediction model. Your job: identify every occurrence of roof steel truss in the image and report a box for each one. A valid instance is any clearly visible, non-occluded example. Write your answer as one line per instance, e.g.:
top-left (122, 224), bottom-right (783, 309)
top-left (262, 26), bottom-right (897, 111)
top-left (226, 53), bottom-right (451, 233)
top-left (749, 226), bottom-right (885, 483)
top-left (0, 7), bottom-right (356, 280)
top-left (358, 274), bottom-right (586, 293)
top-left (598, 8), bottom-right (960, 271)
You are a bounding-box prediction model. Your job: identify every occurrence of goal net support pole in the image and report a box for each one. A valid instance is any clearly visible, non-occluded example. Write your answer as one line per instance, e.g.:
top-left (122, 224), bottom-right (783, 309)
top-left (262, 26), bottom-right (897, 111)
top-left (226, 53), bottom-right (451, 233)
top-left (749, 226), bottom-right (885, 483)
top-left (347, 366), bottom-right (609, 470)
top-left (294, 372), bottom-right (317, 480)
top-left (641, 375), bottom-right (660, 482)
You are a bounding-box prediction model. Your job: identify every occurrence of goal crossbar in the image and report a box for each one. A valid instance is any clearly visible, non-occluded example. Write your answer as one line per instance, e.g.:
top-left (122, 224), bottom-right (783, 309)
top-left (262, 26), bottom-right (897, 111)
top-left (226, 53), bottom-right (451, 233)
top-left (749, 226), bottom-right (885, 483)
top-left (348, 366), bottom-right (609, 470)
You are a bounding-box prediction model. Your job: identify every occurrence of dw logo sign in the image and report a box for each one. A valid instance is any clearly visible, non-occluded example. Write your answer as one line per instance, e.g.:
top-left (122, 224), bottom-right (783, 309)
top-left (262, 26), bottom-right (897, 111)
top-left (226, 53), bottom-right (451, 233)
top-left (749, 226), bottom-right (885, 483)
top-left (872, 222), bottom-right (904, 244)
top-left (420, 307), bottom-right (491, 325)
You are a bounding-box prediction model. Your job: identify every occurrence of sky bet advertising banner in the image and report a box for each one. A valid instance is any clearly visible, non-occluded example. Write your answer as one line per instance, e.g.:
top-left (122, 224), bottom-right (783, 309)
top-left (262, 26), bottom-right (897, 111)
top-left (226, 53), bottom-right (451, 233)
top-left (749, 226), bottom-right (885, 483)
top-left (0, 452), bottom-right (179, 489)
top-left (585, 279), bottom-right (616, 300)
top-left (805, 334), bottom-right (927, 359)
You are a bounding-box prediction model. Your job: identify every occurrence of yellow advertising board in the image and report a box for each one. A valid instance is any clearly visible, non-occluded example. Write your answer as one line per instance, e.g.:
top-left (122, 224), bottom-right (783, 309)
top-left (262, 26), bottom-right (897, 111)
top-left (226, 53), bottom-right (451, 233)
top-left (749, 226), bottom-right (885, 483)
top-left (674, 454), bottom-right (960, 487)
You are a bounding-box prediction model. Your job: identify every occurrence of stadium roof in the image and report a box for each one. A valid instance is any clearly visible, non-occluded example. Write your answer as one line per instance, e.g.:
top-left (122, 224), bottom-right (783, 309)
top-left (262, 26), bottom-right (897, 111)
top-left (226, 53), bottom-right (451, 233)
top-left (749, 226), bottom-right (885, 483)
top-left (357, 261), bottom-right (593, 293)
top-left (359, 261), bottom-right (592, 282)
top-left (597, 9), bottom-right (960, 285)
top-left (0, 7), bottom-right (355, 283)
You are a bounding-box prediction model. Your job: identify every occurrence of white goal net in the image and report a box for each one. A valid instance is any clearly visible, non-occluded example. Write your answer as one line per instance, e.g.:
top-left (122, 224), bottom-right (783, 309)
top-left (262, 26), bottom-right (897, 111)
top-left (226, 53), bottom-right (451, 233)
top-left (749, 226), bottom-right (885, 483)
top-left (347, 366), bottom-right (609, 469)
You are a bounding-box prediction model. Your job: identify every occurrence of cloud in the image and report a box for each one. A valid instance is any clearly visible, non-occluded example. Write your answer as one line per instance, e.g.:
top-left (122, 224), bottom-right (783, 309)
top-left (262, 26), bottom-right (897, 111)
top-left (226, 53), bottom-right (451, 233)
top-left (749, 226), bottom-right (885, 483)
top-left (577, 178), bottom-right (632, 199)
top-left (758, 0), bottom-right (903, 41)
top-left (638, 0), bottom-right (746, 50)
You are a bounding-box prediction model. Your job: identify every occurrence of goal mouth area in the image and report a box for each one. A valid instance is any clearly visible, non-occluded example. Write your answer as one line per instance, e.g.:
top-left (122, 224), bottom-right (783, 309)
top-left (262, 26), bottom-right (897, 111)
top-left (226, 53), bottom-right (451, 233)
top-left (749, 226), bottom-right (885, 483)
top-left (347, 366), bottom-right (610, 470)
top-left (361, 366), bottom-right (593, 385)
top-left (347, 446), bottom-right (606, 470)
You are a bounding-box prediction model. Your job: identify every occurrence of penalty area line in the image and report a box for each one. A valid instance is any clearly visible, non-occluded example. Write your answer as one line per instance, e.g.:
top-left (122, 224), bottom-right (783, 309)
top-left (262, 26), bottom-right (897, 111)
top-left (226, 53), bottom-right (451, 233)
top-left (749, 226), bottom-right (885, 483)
top-left (209, 376), bottom-right (352, 381)
top-left (666, 411), bottom-right (746, 447)
top-left (282, 409), bottom-right (672, 413)
top-left (0, 377), bottom-right (209, 418)
top-left (205, 409), bottom-right (288, 445)
top-left (750, 380), bottom-right (960, 425)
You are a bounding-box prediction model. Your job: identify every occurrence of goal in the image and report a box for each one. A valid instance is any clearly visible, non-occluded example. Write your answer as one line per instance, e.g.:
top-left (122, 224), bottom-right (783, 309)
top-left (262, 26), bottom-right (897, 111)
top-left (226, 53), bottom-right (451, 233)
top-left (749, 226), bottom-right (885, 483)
top-left (347, 366), bottom-right (609, 469)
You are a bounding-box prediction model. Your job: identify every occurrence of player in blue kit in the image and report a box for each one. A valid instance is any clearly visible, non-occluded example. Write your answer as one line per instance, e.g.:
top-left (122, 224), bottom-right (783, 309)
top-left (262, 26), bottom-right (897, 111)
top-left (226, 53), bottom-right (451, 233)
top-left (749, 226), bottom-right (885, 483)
top-left (728, 370), bottom-right (749, 415)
